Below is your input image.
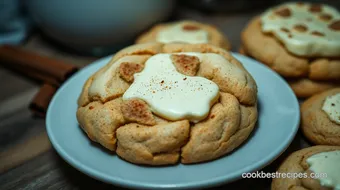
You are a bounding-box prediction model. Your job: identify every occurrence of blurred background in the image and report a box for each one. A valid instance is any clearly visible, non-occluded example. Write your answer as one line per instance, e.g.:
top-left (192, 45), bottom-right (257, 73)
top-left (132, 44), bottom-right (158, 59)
top-left (1, 0), bottom-right (339, 56)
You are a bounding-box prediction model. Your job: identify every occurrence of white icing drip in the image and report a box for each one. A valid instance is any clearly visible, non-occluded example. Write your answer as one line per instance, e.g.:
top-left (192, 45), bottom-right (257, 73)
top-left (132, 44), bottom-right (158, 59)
top-left (322, 93), bottom-right (340, 124)
top-left (123, 53), bottom-right (220, 122)
top-left (261, 2), bottom-right (340, 57)
top-left (307, 150), bottom-right (340, 189)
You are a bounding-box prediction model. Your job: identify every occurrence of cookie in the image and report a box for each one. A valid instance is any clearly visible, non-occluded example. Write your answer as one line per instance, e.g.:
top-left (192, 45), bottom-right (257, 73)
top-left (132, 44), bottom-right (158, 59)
top-left (241, 16), bottom-right (340, 79)
top-left (301, 88), bottom-right (340, 145)
top-left (241, 2), bottom-right (340, 98)
top-left (272, 145), bottom-right (340, 190)
top-left (260, 3), bottom-right (340, 58)
top-left (136, 20), bottom-right (231, 50)
top-left (76, 43), bottom-right (258, 165)
top-left (239, 46), bottom-right (340, 98)
top-left (289, 79), bottom-right (340, 98)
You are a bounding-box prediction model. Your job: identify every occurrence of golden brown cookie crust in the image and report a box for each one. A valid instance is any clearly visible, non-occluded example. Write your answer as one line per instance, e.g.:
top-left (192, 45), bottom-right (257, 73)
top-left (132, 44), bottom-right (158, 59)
top-left (76, 43), bottom-right (258, 165)
top-left (288, 78), bottom-right (340, 98)
top-left (76, 98), bottom-right (125, 151)
top-left (241, 17), bottom-right (340, 80)
top-left (136, 20), bottom-right (231, 50)
top-left (238, 46), bottom-right (247, 56)
top-left (301, 88), bottom-right (340, 145)
top-left (272, 145), bottom-right (340, 190)
top-left (181, 93), bottom-right (257, 163)
top-left (240, 38), bottom-right (340, 98)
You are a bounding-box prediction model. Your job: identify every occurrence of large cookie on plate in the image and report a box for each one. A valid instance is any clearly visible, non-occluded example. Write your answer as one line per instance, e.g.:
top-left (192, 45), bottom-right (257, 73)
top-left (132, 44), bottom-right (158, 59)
top-left (76, 43), bottom-right (258, 165)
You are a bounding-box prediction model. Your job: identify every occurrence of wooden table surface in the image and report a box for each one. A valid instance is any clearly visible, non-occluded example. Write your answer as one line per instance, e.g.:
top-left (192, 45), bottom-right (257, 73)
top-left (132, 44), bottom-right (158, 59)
top-left (0, 6), bottom-right (313, 190)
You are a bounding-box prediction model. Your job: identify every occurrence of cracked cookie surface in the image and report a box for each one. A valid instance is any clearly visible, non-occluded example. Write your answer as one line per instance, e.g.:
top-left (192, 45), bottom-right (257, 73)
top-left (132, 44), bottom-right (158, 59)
top-left (76, 43), bottom-right (258, 165)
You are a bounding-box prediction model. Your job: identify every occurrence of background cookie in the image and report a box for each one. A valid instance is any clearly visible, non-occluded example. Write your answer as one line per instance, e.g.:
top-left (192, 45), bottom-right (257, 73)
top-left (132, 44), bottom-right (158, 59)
top-left (76, 43), bottom-right (258, 165)
top-left (136, 20), bottom-right (231, 50)
top-left (239, 46), bottom-right (340, 98)
top-left (301, 88), bottom-right (340, 145)
top-left (288, 79), bottom-right (340, 98)
top-left (242, 16), bottom-right (340, 80)
top-left (272, 145), bottom-right (340, 190)
top-left (241, 2), bottom-right (340, 98)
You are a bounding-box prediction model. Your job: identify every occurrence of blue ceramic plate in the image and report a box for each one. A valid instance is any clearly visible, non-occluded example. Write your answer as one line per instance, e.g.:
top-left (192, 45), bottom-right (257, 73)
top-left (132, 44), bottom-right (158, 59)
top-left (46, 53), bottom-right (300, 189)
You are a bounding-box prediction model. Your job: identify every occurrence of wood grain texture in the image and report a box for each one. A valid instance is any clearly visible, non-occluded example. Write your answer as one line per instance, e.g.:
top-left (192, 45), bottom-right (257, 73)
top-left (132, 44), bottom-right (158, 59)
top-left (0, 131), bottom-right (51, 173)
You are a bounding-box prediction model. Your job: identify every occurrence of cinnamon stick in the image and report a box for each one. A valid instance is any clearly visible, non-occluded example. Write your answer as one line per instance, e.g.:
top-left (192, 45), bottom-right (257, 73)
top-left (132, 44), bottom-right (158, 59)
top-left (6, 63), bottom-right (60, 86)
top-left (0, 45), bottom-right (79, 85)
top-left (29, 83), bottom-right (57, 117)
top-left (0, 45), bottom-right (83, 117)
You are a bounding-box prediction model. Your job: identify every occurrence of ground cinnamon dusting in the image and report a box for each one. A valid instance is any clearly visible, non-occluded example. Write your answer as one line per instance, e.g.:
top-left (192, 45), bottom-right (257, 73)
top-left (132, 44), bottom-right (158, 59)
top-left (319, 13), bottom-right (333, 21)
top-left (329, 20), bottom-right (340, 31)
top-left (274, 7), bottom-right (291, 17)
top-left (309, 4), bottom-right (322, 13)
top-left (293, 24), bottom-right (308, 32)
top-left (182, 24), bottom-right (200, 31)
top-left (311, 31), bottom-right (325, 37)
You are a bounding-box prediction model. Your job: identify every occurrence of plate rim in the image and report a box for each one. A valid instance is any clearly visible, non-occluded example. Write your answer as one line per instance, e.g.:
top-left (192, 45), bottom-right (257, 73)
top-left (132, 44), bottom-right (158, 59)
top-left (46, 52), bottom-right (300, 189)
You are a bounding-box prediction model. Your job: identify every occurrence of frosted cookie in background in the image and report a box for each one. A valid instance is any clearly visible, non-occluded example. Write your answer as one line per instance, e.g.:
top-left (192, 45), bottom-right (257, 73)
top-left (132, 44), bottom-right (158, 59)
top-left (272, 146), bottom-right (340, 190)
top-left (135, 20), bottom-right (231, 50)
top-left (240, 2), bottom-right (340, 98)
top-left (301, 88), bottom-right (340, 145)
top-left (76, 42), bottom-right (258, 165)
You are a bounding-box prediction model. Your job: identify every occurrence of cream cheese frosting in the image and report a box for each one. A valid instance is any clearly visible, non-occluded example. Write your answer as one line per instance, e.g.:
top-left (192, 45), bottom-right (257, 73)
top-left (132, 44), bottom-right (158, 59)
top-left (122, 53), bottom-right (219, 123)
top-left (322, 93), bottom-right (340, 124)
top-left (261, 2), bottom-right (340, 57)
top-left (307, 150), bottom-right (340, 189)
top-left (157, 23), bottom-right (209, 44)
